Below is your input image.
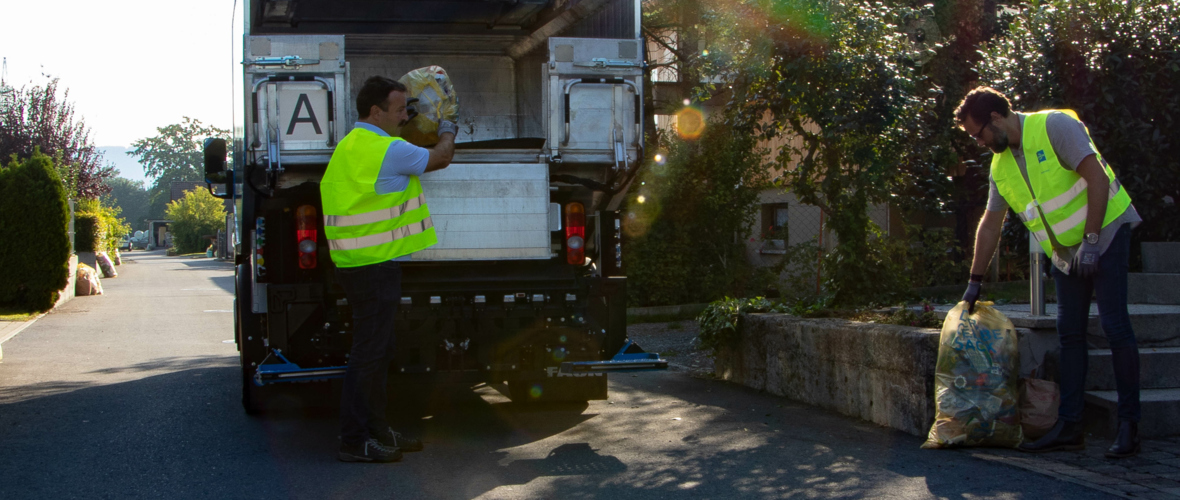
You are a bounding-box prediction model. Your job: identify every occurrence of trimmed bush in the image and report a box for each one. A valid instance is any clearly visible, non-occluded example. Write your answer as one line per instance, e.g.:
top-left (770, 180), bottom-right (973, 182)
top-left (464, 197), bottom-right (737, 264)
top-left (74, 213), bottom-right (101, 253)
top-left (0, 153), bottom-right (72, 311)
top-left (165, 187), bottom-right (226, 254)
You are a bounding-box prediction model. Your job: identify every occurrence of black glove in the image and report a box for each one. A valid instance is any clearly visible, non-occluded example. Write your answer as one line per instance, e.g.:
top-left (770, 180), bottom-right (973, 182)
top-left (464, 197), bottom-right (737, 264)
top-left (962, 281), bottom-right (982, 314)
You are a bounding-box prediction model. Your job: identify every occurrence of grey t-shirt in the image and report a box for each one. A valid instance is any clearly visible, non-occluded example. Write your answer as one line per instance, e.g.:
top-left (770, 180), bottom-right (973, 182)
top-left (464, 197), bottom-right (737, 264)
top-left (985, 112), bottom-right (1141, 273)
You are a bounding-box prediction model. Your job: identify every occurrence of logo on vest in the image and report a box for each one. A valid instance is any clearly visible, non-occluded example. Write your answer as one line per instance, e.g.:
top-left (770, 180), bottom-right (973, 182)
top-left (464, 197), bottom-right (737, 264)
top-left (1036, 150), bottom-right (1047, 163)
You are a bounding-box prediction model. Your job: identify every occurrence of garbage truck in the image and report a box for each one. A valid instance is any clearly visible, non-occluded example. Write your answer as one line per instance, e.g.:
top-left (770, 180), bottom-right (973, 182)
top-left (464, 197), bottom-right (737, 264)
top-left (202, 0), bottom-right (664, 413)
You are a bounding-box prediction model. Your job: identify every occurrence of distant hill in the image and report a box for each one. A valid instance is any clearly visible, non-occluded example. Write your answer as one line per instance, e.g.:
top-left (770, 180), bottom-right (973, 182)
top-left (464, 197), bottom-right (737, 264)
top-left (97, 146), bottom-right (146, 183)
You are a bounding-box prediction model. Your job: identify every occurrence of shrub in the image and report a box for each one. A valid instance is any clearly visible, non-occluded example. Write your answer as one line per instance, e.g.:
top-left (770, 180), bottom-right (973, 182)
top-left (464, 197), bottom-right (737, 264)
top-left (0, 153), bottom-right (71, 311)
top-left (74, 213), bottom-right (101, 252)
top-left (165, 187), bottom-right (225, 254)
top-left (696, 296), bottom-right (787, 353)
top-left (74, 198), bottom-right (130, 253)
top-left (625, 120), bottom-right (770, 307)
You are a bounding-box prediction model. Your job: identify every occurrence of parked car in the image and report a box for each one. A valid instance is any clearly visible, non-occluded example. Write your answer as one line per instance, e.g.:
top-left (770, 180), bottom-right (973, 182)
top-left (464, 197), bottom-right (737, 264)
top-left (117, 236), bottom-right (132, 251)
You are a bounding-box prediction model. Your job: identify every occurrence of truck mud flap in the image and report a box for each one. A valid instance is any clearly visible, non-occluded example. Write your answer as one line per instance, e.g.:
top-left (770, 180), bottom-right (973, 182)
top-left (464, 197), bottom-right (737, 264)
top-left (254, 349), bottom-right (346, 386)
top-left (558, 340), bottom-right (668, 374)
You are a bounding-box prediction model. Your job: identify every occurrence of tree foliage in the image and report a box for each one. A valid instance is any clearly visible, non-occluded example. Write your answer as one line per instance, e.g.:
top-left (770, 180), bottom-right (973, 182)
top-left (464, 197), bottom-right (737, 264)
top-left (129, 117), bottom-right (229, 193)
top-left (102, 177), bottom-right (151, 231)
top-left (165, 187), bottom-right (226, 254)
top-left (0, 78), bottom-right (114, 199)
top-left (624, 121), bottom-right (770, 306)
top-left (975, 0), bottom-right (1180, 248)
top-left (0, 152), bottom-right (71, 311)
top-left (75, 198), bottom-right (131, 253)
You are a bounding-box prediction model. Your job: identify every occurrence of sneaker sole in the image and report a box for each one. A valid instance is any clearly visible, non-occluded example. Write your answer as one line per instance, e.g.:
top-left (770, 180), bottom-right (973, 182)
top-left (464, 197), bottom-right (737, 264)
top-left (338, 452), bottom-right (402, 463)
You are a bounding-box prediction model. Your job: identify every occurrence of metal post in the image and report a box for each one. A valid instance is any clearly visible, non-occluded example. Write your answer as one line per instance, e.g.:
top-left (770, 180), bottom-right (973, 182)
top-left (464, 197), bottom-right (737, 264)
top-left (1030, 232), bottom-right (1046, 316)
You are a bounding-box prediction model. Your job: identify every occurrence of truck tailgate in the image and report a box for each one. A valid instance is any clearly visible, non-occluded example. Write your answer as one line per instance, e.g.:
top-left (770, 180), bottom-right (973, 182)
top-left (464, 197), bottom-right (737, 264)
top-left (412, 163), bottom-right (552, 261)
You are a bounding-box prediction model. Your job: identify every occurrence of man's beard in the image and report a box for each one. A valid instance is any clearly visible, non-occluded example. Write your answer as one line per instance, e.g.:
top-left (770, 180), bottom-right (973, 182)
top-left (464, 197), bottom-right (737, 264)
top-left (989, 125), bottom-right (1010, 153)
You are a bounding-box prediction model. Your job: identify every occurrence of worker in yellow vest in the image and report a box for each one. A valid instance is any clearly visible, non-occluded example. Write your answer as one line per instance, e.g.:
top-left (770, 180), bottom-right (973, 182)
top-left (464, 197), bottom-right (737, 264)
top-left (956, 87), bottom-right (1142, 458)
top-left (323, 75), bottom-right (457, 463)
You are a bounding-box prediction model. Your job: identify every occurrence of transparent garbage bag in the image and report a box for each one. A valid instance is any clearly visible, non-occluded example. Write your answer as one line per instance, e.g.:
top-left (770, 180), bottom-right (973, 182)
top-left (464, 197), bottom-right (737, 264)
top-left (397, 66), bottom-right (459, 147)
top-left (922, 301), bottom-right (1023, 449)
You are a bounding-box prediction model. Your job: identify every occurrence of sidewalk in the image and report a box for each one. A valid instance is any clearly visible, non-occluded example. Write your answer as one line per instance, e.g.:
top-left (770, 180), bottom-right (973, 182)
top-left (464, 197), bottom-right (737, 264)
top-left (0, 314), bottom-right (46, 360)
top-left (968, 436), bottom-right (1180, 499)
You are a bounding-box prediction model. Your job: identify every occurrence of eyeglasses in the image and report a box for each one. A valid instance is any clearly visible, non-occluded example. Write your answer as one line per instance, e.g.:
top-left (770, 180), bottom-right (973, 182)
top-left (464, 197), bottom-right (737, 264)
top-left (970, 116), bottom-right (992, 140)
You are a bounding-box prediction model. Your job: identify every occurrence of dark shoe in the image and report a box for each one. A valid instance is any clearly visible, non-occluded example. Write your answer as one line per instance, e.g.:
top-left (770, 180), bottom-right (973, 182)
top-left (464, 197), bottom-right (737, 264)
top-left (375, 427), bottom-right (423, 452)
top-left (1018, 419), bottom-right (1085, 453)
top-left (338, 438), bottom-right (403, 463)
top-left (1105, 421), bottom-right (1140, 459)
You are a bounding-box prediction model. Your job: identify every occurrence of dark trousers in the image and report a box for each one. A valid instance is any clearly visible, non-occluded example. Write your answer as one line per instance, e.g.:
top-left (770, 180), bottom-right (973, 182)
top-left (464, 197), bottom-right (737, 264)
top-left (1051, 223), bottom-right (1140, 424)
top-left (336, 261), bottom-right (401, 446)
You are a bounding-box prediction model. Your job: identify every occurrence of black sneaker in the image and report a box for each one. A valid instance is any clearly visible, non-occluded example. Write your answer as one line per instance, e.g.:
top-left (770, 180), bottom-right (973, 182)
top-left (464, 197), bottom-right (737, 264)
top-left (338, 438), bottom-right (403, 463)
top-left (375, 427), bottom-right (423, 452)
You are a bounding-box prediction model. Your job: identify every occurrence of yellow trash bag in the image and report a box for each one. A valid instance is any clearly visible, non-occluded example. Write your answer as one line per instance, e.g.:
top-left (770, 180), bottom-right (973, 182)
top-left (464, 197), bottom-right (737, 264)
top-left (921, 301), bottom-right (1023, 449)
top-left (397, 66), bottom-right (459, 147)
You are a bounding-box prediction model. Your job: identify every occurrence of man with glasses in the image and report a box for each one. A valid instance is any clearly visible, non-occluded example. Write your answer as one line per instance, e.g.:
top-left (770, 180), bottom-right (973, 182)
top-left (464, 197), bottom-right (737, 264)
top-left (954, 86), bottom-right (1143, 457)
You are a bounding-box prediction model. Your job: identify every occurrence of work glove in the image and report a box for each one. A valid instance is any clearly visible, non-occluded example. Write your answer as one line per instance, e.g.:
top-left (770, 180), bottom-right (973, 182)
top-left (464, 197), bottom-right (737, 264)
top-left (1076, 241), bottom-right (1100, 279)
top-left (437, 120), bottom-right (458, 138)
top-left (962, 281), bottom-right (982, 314)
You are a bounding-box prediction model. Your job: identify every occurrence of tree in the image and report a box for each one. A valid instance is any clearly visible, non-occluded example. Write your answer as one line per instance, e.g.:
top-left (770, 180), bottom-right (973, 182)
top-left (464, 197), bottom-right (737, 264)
top-left (625, 121), bottom-right (770, 306)
top-left (716, 0), bottom-right (927, 306)
top-left (128, 117), bottom-right (229, 192)
top-left (102, 177), bottom-right (152, 231)
top-left (0, 78), bottom-right (114, 199)
top-left (165, 187), bottom-right (226, 254)
top-left (129, 117), bottom-right (231, 228)
top-left (975, 0), bottom-right (1180, 256)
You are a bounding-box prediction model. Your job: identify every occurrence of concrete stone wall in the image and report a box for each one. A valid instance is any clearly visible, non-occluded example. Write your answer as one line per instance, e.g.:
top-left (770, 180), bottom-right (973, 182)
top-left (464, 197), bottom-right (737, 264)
top-left (714, 313), bottom-right (941, 437)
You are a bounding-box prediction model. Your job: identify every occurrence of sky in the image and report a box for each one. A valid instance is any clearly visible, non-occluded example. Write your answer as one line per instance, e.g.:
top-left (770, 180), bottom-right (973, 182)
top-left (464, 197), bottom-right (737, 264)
top-left (1, 0), bottom-right (242, 182)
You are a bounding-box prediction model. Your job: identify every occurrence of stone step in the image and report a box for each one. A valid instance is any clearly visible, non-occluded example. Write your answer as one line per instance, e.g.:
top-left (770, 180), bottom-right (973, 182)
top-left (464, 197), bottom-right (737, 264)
top-left (1084, 388), bottom-right (1180, 438)
top-left (1142, 242), bottom-right (1180, 273)
top-left (1127, 273), bottom-right (1180, 305)
top-left (1085, 347), bottom-right (1180, 391)
top-left (934, 304), bottom-right (1180, 348)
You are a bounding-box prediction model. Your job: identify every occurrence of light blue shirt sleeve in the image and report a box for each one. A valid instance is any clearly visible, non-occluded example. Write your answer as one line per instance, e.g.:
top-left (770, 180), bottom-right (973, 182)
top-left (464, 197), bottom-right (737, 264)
top-left (376, 141), bottom-right (429, 195)
top-left (351, 122), bottom-right (430, 195)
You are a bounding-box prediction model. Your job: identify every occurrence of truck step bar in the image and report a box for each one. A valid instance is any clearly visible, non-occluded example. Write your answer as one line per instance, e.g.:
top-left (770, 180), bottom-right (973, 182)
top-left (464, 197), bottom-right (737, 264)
top-left (254, 350), bottom-right (347, 386)
top-left (559, 340), bottom-right (669, 374)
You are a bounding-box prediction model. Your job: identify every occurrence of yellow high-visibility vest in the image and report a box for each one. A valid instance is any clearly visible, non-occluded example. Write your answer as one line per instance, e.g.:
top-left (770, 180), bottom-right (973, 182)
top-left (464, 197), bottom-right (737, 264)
top-left (990, 110), bottom-right (1132, 255)
top-left (320, 127), bottom-right (437, 268)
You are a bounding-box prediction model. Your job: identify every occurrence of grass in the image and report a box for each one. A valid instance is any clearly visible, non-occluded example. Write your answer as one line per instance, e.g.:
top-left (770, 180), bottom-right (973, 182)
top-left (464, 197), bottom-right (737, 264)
top-left (0, 305), bottom-right (40, 322)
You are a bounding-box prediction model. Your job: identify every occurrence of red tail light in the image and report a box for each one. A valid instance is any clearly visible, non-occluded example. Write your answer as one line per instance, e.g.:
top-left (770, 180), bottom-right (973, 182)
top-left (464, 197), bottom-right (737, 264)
top-left (296, 205), bottom-right (318, 269)
top-left (565, 202), bottom-right (585, 265)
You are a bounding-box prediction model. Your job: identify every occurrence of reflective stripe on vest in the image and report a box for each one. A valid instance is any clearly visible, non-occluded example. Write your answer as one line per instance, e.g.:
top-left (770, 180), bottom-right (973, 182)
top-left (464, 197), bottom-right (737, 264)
top-left (328, 218), bottom-right (434, 252)
top-left (324, 194), bottom-right (427, 227)
top-left (991, 110), bottom-right (1132, 255)
top-left (320, 127), bottom-right (438, 267)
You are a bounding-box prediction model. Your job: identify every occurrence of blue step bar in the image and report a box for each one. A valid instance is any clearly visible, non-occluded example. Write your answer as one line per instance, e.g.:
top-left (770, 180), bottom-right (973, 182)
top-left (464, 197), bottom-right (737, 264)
top-left (559, 340), bottom-right (669, 374)
top-left (253, 350), bottom-right (346, 386)
top-left (253, 339), bottom-right (668, 385)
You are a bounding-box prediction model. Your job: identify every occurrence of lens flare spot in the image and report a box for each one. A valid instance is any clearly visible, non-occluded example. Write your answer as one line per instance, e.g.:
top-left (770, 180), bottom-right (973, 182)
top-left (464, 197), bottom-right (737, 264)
top-left (553, 348), bottom-right (567, 361)
top-left (637, 195), bottom-right (646, 204)
top-left (529, 384), bottom-right (543, 399)
top-left (559, 335), bottom-right (568, 343)
top-left (682, 99), bottom-right (691, 106)
top-left (653, 153), bottom-right (665, 164)
top-left (702, 49), bottom-right (710, 56)
top-left (676, 107), bottom-right (706, 140)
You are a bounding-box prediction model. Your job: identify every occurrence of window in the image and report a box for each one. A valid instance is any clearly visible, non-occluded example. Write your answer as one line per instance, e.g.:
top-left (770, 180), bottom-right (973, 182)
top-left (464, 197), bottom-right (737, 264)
top-left (761, 203), bottom-right (789, 242)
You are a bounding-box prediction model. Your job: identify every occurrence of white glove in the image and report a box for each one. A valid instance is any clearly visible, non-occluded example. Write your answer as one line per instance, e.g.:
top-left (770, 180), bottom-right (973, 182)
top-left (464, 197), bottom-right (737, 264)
top-left (438, 120), bottom-right (458, 137)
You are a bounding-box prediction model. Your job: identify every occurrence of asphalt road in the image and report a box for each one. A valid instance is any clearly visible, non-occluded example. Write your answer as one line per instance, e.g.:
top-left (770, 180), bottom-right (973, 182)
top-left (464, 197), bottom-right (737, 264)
top-left (0, 251), bottom-right (1114, 499)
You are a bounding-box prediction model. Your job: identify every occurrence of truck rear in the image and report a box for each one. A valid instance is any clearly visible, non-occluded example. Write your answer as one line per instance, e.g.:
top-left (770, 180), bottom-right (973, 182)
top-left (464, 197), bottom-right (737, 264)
top-left (202, 0), bottom-right (662, 413)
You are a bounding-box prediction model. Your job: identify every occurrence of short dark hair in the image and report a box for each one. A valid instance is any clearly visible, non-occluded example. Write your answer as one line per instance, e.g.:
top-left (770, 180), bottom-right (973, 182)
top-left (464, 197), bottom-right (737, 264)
top-left (955, 86), bottom-right (1013, 126)
top-left (356, 76), bottom-right (408, 118)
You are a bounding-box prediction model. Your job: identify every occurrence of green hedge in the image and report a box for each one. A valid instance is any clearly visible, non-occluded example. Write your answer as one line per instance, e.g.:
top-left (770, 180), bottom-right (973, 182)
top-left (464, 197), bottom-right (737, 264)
top-left (0, 153), bottom-right (72, 312)
top-left (74, 213), bottom-right (101, 253)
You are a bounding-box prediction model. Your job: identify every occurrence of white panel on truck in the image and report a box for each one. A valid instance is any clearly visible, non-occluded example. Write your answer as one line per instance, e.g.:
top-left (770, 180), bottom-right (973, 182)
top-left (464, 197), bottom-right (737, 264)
top-left (412, 163), bottom-right (551, 261)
